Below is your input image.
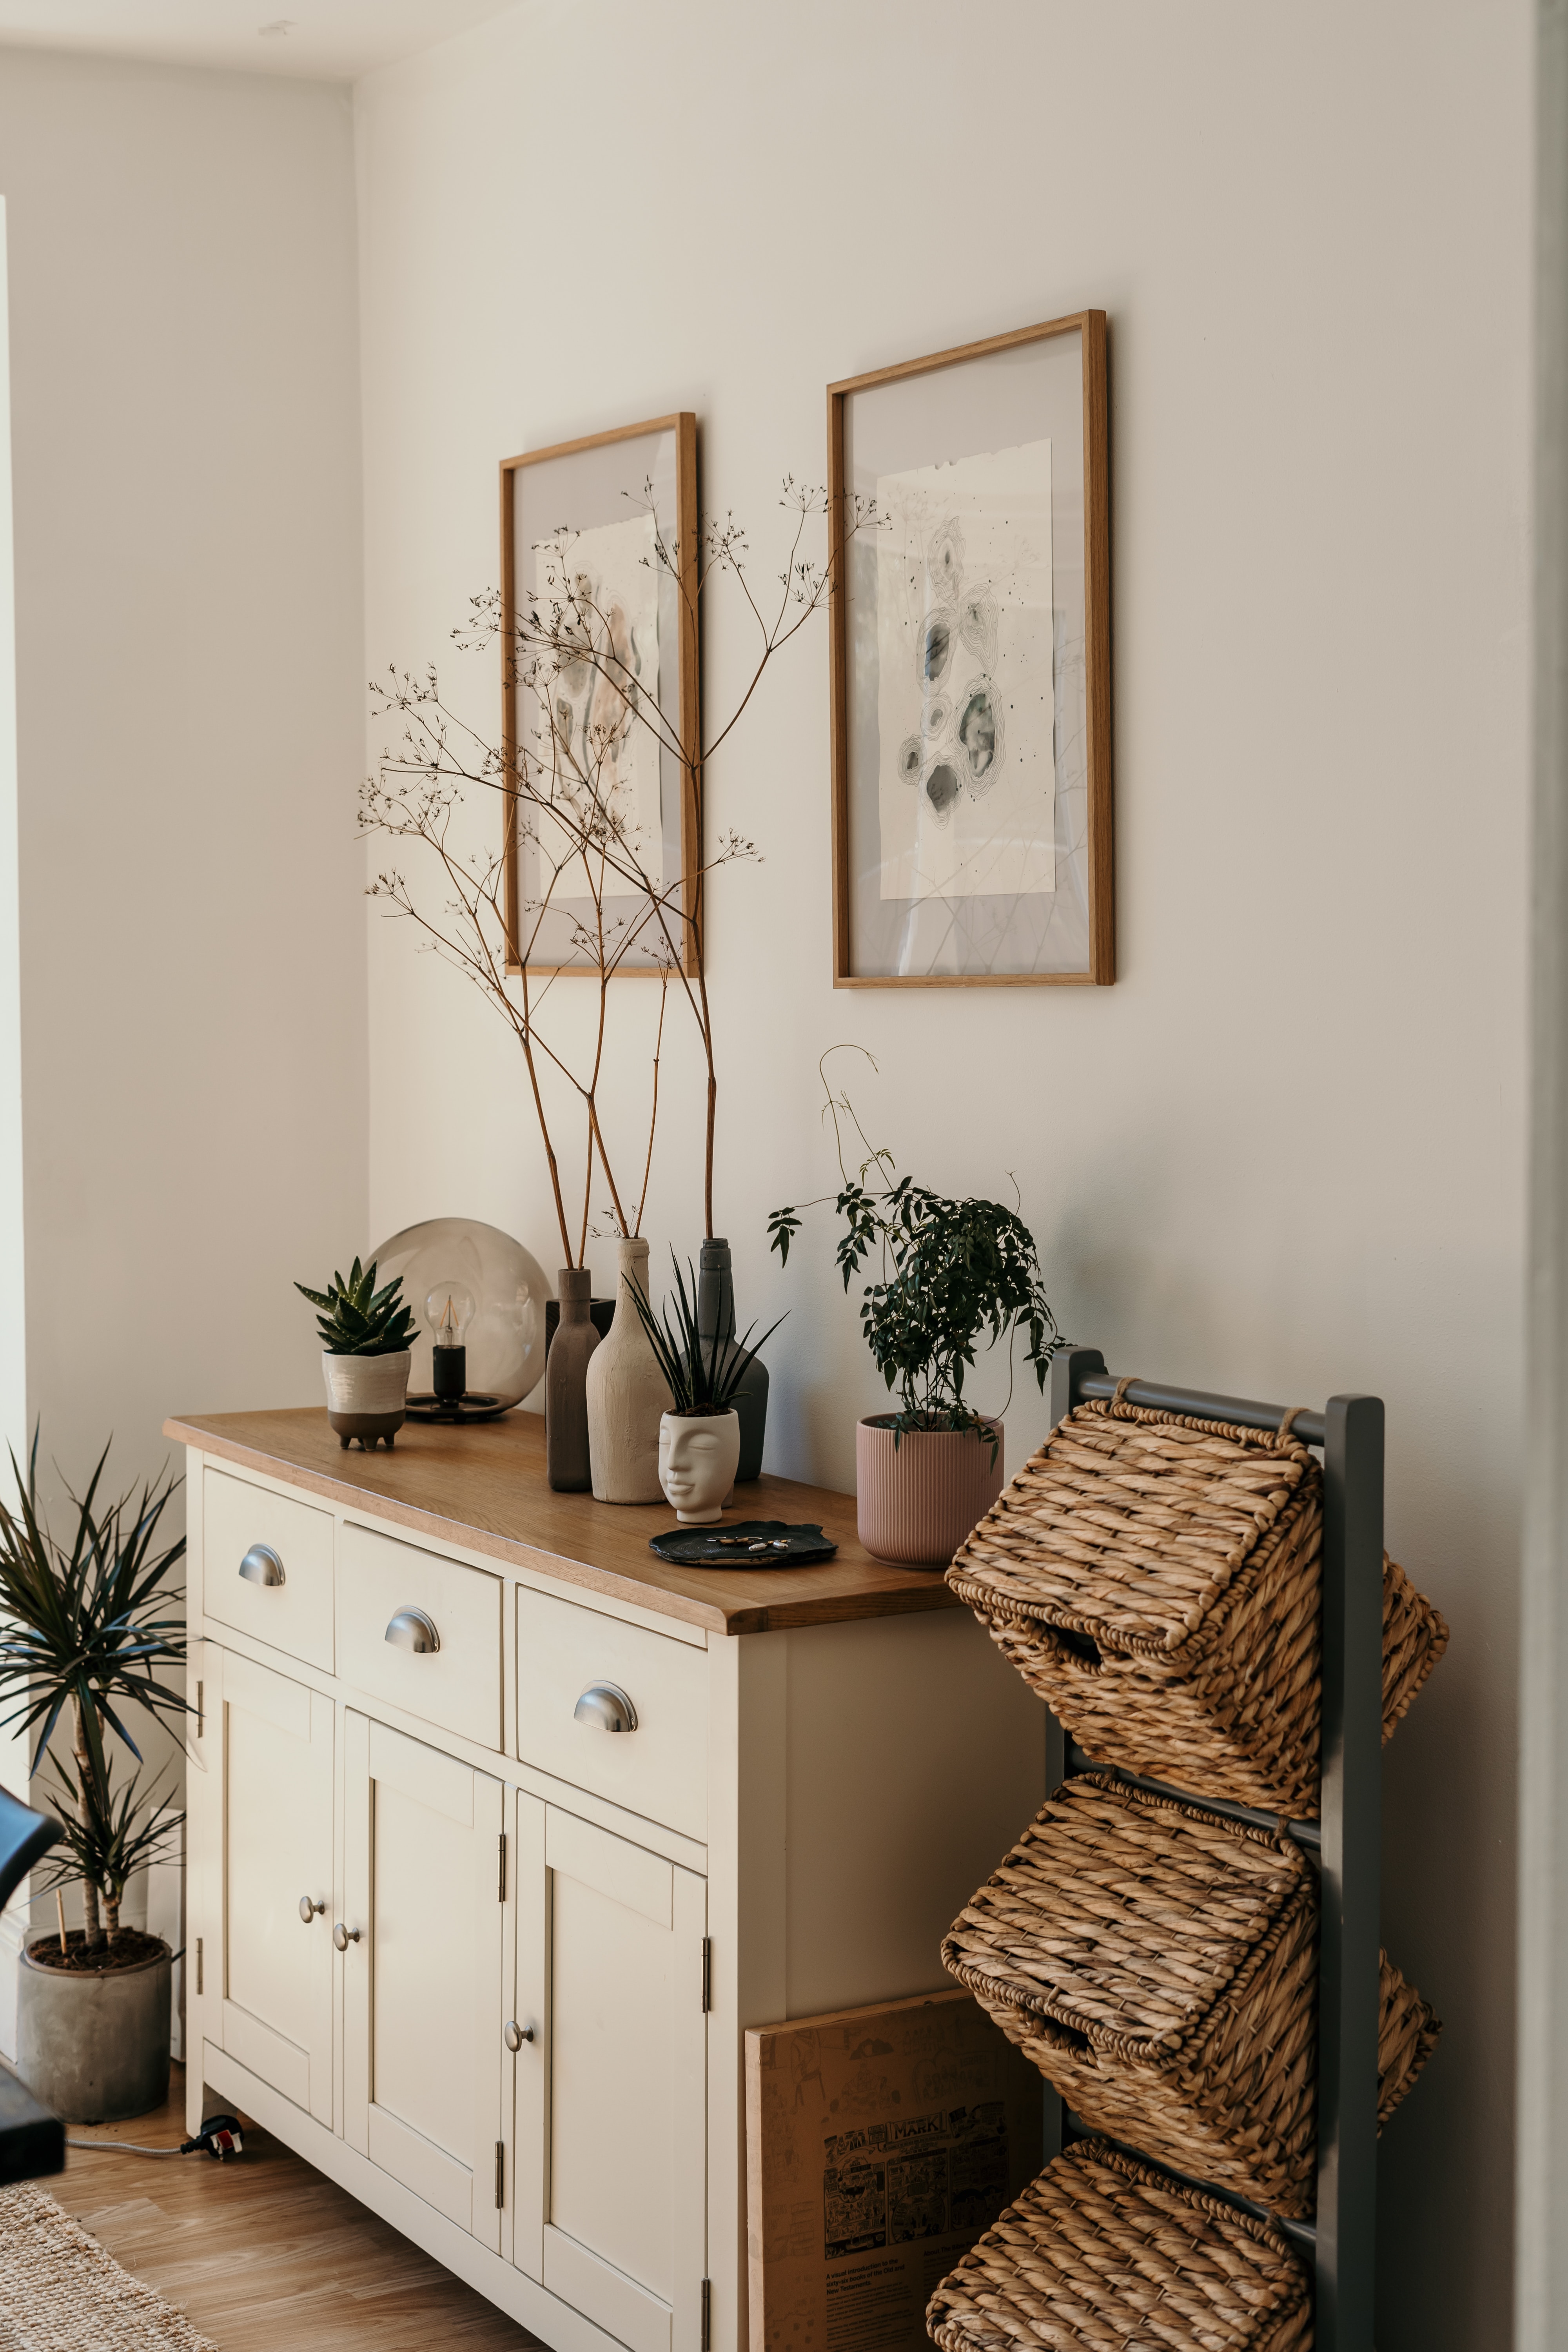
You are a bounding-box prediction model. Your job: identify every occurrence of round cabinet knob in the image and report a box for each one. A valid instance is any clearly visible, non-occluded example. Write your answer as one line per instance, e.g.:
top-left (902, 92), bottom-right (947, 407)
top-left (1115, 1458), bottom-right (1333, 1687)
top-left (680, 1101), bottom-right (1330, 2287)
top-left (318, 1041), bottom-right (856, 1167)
top-left (298, 1896), bottom-right (326, 1924)
top-left (332, 1922), bottom-right (361, 1951)
top-left (385, 1606), bottom-right (440, 1654)
top-left (239, 1544), bottom-right (285, 1588)
top-left (573, 1682), bottom-right (637, 1734)
top-left (503, 2020), bottom-right (535, 2052)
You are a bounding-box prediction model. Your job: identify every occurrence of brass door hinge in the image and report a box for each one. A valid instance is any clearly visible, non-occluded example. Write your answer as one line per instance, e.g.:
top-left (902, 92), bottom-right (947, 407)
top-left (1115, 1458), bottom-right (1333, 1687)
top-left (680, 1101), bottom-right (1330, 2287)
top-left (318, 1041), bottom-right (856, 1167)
top-left (701, 1936), bottom-right (712, 2013)
top-left (701, 2277), bottom-right (711, 2350)
top-left (195, 1938), bottom-right (203, 1996)
top-left (494, 2140), bottom-right (505, 2209)
top-left (498, 1832), bottom-right (507, 1903)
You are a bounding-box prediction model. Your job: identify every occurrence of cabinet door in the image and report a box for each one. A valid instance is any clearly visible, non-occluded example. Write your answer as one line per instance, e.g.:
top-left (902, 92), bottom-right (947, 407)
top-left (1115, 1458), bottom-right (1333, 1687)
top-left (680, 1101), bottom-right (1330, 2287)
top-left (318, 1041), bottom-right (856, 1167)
top-left (514, 1795), bottom-right (706, 2352)
top-left (211, 1646), bottom-right (334, 2124)
top-left (343, 1713), bottom-right (505, 2249)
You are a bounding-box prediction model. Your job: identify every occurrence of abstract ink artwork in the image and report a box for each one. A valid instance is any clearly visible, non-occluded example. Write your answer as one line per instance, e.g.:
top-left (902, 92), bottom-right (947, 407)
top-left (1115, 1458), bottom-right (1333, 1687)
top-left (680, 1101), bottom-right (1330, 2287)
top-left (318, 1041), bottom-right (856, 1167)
top-left (501, 414), bottom-right (699, 975)
top-left (828, 314), bottom-right (1112, 986)
top-left (875, 441), bottom-right (1056, 903)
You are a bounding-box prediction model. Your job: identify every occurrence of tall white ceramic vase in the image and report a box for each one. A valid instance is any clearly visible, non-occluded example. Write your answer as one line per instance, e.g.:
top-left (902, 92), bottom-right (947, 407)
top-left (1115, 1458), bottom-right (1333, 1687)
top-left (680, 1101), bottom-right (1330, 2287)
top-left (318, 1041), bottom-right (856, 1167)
top-left (585, 1238), bottom-right (671, 1504)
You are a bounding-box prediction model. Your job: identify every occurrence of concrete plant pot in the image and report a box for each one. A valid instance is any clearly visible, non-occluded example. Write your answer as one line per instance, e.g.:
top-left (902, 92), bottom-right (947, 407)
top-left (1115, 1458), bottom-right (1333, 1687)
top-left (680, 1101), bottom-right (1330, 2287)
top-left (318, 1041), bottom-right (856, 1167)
top-left (322, 1348), bottom-right (410, 1450)
top-left (18, 1937), bottom-right (171, 2123)
top-left (855, 1414), bottom-right (1005, 1567)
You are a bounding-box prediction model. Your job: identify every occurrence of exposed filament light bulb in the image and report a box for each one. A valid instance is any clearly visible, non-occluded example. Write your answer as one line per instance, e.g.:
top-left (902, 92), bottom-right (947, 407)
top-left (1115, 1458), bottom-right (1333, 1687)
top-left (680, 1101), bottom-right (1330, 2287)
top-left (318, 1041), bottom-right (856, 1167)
top-left (426, 1282), bottom-right (476, 1406)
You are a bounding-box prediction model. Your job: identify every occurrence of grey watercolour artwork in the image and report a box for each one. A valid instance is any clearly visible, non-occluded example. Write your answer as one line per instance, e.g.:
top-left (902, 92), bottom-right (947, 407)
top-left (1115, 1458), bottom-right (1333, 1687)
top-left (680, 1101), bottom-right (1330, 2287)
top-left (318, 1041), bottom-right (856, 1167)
top-left (532, 508), bottom-right (664, 897)
top-left (875, 439), bottom-right (1055, 902)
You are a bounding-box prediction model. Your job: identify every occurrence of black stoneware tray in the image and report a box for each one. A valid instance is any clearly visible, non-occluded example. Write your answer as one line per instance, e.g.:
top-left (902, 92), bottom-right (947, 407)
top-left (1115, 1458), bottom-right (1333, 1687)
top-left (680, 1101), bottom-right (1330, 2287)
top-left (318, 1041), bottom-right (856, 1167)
top-left (648, 1521), bottom-right (839, 1568)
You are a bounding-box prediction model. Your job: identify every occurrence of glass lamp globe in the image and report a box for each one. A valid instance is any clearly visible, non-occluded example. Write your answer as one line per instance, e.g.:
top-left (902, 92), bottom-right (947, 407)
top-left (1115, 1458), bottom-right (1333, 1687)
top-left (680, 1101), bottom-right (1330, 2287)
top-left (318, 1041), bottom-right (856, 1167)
top-left (367, 1218), bottom-right (548, 1415)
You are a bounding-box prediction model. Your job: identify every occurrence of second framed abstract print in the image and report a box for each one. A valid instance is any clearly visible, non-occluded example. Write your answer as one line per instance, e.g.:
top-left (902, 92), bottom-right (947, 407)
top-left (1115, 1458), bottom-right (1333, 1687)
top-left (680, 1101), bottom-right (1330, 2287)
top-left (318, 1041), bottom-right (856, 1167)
top-left (828, 314), bottom-right (1112, 985)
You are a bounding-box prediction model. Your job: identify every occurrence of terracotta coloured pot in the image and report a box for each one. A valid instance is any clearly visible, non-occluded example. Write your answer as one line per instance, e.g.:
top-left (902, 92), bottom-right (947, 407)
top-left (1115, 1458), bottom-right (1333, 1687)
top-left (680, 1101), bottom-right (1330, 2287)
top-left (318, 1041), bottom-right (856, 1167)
top-left (855, 1414), bottom-right (1005, 1567)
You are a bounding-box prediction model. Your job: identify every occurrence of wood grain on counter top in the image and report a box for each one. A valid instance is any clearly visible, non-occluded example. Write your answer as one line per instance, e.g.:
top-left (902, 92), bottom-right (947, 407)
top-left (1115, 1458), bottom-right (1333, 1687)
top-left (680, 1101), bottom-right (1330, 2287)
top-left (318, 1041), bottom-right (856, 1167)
top-left (163, 1405), bottom-right (962, 1637)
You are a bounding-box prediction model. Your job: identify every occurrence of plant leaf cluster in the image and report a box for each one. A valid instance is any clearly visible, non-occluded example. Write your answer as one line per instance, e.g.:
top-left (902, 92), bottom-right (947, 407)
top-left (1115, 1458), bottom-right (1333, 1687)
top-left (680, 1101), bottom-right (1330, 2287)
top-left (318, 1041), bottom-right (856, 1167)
top-left (628, 1251), bottom-right (786, 1417)
top-left (768, 1055), bottom-right (1067, 1439)
top-left (36, 1760), bottom-right (183, 1940)
top-left (296, 1258), bottom-right (417, 1357)
top-left (0, 1434), bottom-right (189, 1947)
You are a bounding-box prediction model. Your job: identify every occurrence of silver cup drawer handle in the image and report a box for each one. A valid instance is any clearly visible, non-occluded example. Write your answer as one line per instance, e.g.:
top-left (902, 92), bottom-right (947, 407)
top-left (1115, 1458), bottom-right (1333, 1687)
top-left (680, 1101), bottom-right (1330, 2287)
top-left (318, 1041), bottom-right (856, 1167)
top-left (385, 1607), bottom-right (440, 1654)
top-left (573, 1682), bottom-right (637, 1733)
top-left (240, 1544), bottom-right (285, 1588)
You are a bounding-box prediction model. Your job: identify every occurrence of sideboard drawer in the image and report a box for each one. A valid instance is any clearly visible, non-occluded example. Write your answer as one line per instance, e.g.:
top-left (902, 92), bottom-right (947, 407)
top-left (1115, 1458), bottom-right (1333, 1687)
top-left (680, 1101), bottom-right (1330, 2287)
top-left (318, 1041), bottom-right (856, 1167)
top-left (516, 1586), bottom-right (708, 1841)
top-left (203, 1468), bottom-right (334, 1673)
top-left (338, 1523), bottom-right (503, 1751)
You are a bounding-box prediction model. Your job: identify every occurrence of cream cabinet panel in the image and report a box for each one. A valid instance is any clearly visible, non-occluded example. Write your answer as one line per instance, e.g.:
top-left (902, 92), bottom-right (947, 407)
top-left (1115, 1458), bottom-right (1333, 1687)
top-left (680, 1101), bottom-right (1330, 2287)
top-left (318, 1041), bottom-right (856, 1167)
top-left (514, 1798), bottom-right (706, 2352)
top-left (203, 1468), bottom-right (334, 1673)
top-left (343, 1712), bottom-right (505, 2251)
top-left (338, 1522), bottom-right (504, 1751)
top-left (515, 1584), bottom-right (708, 1840)
top-left (212, 1646), bottom-right (334, 2125)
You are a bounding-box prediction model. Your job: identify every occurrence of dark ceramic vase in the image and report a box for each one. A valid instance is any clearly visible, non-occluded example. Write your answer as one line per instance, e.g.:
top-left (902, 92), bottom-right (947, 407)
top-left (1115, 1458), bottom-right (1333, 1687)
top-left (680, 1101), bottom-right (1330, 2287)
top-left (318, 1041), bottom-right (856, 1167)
top-left (697, 1238), bottom-right (769, 1482)
top-left (546, 1269), bottom-right (600, 1492)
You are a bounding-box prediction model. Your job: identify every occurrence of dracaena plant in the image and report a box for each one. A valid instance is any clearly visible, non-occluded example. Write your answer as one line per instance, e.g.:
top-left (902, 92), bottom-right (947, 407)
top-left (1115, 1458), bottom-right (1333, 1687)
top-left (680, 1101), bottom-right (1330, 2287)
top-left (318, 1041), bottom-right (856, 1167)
top-left (0, 1435), bottom-right (189, 1949)
top-left (37, 1760), bottom-right (182, 1945)
top-left (767, 1049), bottom-right (1068, 1447)
top-left (296, 1258), bottom-right (418, 1356)
top-left (628, 1251), bottom-right (786, 1417)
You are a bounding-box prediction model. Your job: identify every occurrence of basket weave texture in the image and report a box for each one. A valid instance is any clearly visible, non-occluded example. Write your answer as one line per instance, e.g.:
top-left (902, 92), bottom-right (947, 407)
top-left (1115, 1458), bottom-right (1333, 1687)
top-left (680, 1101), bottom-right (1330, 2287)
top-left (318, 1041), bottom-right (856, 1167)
top-left (947, 1399), bottom-right (1448, 1816)
top-left (941, 1772), bottom-right (1441, 2220)
top-left (925, 2136), bottom-right (1311, 2352)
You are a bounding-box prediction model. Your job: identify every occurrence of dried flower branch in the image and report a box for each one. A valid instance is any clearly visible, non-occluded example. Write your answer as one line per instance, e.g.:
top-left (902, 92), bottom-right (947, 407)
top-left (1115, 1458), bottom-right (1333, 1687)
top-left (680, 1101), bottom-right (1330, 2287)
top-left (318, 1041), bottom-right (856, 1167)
top-left (361, 477), bottom-right (875, 1265)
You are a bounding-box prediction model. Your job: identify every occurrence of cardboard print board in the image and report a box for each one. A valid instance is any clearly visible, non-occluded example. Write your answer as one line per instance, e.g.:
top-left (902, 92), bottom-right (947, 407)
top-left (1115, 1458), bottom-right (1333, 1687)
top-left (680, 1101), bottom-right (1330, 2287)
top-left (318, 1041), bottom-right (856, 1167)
top-left (745, 1988), bottom-right (1042, 2352)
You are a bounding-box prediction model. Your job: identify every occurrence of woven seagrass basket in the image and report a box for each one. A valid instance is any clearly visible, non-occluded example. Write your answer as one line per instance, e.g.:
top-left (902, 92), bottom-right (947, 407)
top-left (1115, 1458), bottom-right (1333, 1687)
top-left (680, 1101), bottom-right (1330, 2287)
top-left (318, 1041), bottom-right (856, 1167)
top-left (941, 1772), bottom-right (1441, 2219)
top-left (947, 1396), bottom-right (1449, 1816)
top-left (926, 2136), bottom-right (1311, 2352)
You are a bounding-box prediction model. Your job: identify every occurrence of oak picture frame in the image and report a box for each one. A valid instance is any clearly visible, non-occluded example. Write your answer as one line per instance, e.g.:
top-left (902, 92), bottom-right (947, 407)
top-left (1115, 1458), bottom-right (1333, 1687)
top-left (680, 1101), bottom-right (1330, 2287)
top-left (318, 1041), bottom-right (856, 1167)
top-left (500, 411), bottom-right (701, 979)
top-left (828, 312), bottom-right (1112, 987)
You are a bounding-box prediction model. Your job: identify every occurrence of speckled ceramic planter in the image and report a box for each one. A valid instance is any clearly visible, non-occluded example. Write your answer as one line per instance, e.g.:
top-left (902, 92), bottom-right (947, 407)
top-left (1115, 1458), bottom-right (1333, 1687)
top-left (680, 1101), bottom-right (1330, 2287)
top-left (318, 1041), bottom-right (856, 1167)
top-left (855, 1415), bottom-right (1005, 1567)
top-left (322, 1349), bottom-right (410, 1450)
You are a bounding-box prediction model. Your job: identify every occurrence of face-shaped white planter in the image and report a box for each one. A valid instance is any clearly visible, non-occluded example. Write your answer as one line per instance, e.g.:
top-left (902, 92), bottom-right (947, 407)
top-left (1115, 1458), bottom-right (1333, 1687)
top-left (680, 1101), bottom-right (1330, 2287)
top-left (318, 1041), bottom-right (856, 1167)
top-left (658, 1410), bottom-right (740, 1524)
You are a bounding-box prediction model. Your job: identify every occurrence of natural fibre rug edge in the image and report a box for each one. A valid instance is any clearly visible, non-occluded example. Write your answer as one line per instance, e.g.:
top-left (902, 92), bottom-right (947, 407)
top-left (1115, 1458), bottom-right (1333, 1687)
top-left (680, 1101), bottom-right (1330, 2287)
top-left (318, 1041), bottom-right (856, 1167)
top-left (0, 2180), bottom-right (218, 2350)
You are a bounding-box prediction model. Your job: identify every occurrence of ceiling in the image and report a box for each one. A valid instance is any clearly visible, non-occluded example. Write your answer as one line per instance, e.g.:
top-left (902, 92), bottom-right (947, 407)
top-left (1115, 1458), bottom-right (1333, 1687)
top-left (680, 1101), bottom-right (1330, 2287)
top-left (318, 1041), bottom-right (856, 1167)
top-left (0, 0), bottom-right (523, 80)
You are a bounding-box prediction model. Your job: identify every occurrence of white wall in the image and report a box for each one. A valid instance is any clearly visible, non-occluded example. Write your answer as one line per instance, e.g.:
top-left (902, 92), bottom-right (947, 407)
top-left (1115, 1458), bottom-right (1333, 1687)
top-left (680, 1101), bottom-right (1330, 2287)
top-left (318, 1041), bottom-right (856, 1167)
top-left (0, 46), bottom-right (367, 1861)
top-left (356, 5), bottom-right (1530, 2343)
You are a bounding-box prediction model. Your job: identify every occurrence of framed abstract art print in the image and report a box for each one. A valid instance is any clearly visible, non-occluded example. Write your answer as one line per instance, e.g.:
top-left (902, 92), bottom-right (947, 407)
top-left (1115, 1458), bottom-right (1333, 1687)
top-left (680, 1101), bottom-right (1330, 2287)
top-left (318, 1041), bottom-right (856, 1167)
top-left (501, 412), bottom-right (699, 977)
top-left (828, 314), bottom-right (1112, 986)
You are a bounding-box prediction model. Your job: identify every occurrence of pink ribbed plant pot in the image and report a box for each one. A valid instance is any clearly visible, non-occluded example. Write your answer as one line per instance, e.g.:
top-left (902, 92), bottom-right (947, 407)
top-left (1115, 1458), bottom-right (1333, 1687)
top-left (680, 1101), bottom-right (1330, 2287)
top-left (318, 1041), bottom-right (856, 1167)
top-left (855, 1415), bottom-right (1005, 1568)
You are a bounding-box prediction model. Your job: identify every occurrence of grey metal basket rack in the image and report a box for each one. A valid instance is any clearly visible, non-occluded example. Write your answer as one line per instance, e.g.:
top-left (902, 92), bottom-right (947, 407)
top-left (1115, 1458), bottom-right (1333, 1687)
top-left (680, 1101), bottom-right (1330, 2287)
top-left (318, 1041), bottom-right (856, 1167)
top-left (1044, 1347), bottom-right (1383, 2352)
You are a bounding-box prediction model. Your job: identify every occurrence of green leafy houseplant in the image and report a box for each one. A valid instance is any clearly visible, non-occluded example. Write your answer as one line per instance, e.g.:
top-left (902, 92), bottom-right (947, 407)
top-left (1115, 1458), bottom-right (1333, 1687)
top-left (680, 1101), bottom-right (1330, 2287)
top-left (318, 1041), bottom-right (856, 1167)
top-left (0, 1436), bottom-right (189, 1955)
top-left (768, 1055), bottom-right (1067, 1450)
top-left (296, 1258), bottom-right (417, 1355)
top-left (629, 1252), bottom-right (786, 1416)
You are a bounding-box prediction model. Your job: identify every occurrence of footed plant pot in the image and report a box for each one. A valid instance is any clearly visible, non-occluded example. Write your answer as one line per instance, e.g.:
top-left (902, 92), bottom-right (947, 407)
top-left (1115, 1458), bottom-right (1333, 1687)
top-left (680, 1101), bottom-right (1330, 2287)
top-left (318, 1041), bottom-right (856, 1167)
top-left (322, 1349), bottom-right (410, 1450)
top-left (856, 1414), bottom-right (1005, 1567)
top-left (659, 1410), bottom-right (741, 1524)
top-left (18, 1936), bottom-right (171, 2123)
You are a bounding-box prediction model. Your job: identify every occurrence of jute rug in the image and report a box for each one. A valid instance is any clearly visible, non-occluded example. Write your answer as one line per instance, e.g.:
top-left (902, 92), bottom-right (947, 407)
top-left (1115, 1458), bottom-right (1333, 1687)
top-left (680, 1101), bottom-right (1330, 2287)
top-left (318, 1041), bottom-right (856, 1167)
top-left (0, 2183), bottom-right (217, 2350)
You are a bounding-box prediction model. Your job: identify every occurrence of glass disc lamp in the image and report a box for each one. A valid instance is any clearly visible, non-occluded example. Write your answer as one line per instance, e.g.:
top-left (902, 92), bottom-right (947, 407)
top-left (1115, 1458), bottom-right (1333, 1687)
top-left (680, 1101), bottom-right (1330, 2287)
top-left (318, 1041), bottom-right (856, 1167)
top-left (367, 1219), bottom-right (548, 1421)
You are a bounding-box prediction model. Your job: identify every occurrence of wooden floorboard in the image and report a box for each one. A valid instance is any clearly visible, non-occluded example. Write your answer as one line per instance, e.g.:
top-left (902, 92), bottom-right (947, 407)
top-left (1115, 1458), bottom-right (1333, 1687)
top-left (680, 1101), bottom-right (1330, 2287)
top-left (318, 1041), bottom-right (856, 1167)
top-left (48, 2063), bottom-right (544, 2350)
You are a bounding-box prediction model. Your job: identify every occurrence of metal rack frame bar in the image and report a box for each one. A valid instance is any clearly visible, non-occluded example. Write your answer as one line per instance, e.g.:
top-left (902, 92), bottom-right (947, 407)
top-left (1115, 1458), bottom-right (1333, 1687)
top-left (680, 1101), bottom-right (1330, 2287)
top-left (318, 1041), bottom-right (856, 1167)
top-left (1045, 1348), bottom-right (1382, 2352)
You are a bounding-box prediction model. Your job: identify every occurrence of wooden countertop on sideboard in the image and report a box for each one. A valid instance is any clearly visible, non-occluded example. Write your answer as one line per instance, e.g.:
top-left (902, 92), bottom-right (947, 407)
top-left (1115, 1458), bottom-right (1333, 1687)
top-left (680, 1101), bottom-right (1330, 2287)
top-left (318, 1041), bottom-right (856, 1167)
top-left (163, 1406), bottom-right (963, 1639)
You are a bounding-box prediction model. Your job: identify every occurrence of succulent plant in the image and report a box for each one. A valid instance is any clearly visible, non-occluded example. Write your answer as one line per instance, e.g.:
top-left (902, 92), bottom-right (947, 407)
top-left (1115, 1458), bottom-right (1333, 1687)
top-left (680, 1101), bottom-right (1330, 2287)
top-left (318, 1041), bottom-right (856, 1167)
top-left (629, 1250), bottom-right (785, 1417)
top-left (296, 1258), bottom-right (418, 1357)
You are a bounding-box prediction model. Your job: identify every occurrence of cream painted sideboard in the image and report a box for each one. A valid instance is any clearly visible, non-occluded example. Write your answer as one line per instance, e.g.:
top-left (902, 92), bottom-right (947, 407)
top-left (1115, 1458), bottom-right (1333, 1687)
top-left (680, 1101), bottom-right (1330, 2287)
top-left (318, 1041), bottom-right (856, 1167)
top-left (171, 1407), bottom-right (1045, 2352)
